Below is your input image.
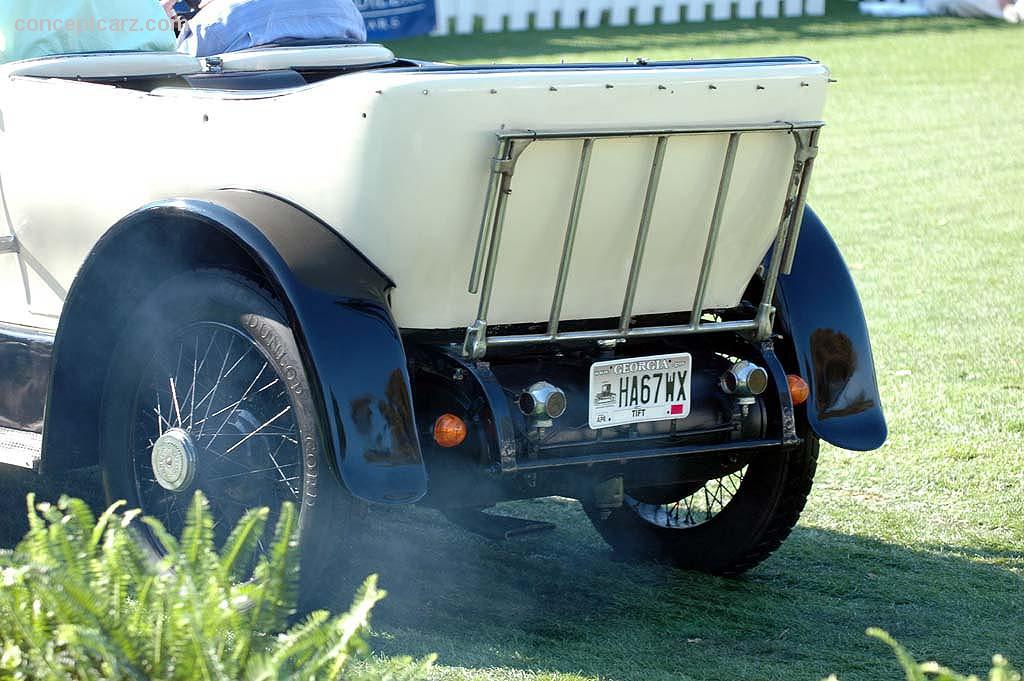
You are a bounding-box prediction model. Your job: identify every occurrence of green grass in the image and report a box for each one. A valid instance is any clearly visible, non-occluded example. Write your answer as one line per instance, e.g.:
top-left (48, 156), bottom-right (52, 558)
top-left (366, 6), bottom-right (1024, 680)
top-left (3, 4), bottom-right (1023, 680)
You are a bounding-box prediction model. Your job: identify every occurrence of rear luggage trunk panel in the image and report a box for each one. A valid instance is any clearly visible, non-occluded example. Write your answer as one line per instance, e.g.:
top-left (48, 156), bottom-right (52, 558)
top-left (342, 60), bottom-right (829, 330)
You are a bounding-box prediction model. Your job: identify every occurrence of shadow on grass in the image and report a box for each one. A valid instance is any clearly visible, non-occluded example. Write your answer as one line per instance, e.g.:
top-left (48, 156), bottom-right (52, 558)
top-left (386, 3), bottom-right (1008, 64)
top-left (1, 472), bottom-right (1019, 680)
top-left (0, 466), bottom-right (104, 546)
top-left (336, 501), bottom-right (1023, 681)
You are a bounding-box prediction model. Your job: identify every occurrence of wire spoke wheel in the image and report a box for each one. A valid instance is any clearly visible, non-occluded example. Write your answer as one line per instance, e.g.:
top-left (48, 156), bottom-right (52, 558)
top-left (627, 467), bottom-right (748, 529)
top-left (585, 436), bottom-right (818, 574)
top-left (100, 271), bottom-right (339, 600)
top-left (130, 321), bottom-right (302, 540)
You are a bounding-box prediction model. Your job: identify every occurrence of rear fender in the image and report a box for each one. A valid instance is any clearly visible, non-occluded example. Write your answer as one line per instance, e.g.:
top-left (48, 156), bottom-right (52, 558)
top-left (773, 206), bottom-right (887, 451)
top-left (43, 189), bottom-right (426, 504)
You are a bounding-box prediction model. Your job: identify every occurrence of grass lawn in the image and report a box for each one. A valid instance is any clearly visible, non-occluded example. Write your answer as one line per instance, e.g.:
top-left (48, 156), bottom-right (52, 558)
top-left (2, 3), bottom-right (1022, 680)
top-left (359, 5), bottom-right (1024, 680)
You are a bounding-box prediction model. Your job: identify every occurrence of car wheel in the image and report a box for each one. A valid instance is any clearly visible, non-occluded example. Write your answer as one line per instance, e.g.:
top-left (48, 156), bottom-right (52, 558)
top-left (584, 434), bottom-right (819, 575)
top-left (99, 269), bottom-right (339, 567)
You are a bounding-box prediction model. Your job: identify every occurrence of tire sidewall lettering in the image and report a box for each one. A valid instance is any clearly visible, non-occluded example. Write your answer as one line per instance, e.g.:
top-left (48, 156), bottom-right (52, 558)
top-left (244, 312), bottom-right (317, 510)
top-left (245, 316), bottom-right (304, 395)
top-left (303, 435), bottom-right (318, 508)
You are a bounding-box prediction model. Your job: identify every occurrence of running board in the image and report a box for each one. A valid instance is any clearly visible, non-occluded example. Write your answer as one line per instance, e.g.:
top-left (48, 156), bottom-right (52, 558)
top-left (0, 427), bottom-right (42, 471)
top-left (443, 508), bottom-right (556, 541)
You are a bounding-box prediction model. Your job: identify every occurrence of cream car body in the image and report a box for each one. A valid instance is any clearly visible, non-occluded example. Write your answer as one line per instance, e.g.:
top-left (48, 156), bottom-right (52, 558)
top-left (0, 44), bottom-right (884, 579)
top-left (0, 45), bottom-right (827, 330)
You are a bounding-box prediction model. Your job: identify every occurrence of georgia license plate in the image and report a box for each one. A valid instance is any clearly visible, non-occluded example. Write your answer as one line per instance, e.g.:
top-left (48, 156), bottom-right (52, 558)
top-left (588, 352), bottom-right (692, 429)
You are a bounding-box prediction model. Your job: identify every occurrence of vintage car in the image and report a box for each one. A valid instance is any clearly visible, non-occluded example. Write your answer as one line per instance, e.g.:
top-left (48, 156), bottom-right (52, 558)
top-left (0, 43), bottom-right (886, 577)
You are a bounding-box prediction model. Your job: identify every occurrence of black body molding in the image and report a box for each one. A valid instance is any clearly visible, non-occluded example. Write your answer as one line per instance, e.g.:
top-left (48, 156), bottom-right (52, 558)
top-left (774, 206), bottom-right (887, 451)
top-left (41, 189), bottom-right (426, 504)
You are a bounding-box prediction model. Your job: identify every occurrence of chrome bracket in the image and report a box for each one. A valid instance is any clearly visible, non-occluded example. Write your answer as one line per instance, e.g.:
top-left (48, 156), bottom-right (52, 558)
top-left (794, 134), bottom-right (819, 163)
top-left (0, 235), bottom-right (18, 255)
top-left (201, 55), bottom-right (224, 73)
top-left (491, 158), bottom-right (515, 174)
top-left (780, 127), bottom-right (821, 275)
top-left (754, 303), bottom-right (776, 341)
top-left (491, 137), bottom-right (535, 175)
top-left (463, 319), bottom-right (487, 359)
top-left (468, 136), bottom-right (535, 295)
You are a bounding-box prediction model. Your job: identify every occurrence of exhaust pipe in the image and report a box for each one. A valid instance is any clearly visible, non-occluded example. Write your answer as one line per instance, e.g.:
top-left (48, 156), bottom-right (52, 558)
top-left (518, 381), bottom-right (567, 420)
top-left (720, 361), bottom-right (769, 397)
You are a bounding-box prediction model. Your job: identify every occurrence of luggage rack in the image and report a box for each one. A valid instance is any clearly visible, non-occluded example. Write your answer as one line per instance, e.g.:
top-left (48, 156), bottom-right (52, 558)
top-left (463, 121), bottom-right (822, 359)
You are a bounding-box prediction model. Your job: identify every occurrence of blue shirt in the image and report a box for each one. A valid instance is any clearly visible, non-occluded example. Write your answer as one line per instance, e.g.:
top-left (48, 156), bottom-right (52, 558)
top-left (0, 0), bottom-right (176, 64)
top-left (178, 0), bottom-right (367, 57)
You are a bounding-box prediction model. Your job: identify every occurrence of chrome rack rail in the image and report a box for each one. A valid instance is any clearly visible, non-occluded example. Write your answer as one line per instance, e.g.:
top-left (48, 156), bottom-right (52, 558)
top-left (463, 121), bottom-right (822, 359)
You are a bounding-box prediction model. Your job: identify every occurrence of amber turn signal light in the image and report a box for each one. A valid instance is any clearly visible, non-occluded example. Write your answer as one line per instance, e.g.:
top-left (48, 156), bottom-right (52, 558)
top-left (787, 374), bottom-right (810, 406)
top-left (433, 413), bottom-right (468, 448)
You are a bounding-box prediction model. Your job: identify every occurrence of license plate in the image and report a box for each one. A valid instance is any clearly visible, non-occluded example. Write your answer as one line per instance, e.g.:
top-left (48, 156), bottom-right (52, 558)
top-left (589, 352), bottom-right (692, 429)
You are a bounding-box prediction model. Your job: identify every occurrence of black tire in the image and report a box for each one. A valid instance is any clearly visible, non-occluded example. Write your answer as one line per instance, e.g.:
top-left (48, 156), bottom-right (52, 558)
top-left (99, 269), bottom-right (343, 575)
top-left (584, 435), bottom-right (819, 575)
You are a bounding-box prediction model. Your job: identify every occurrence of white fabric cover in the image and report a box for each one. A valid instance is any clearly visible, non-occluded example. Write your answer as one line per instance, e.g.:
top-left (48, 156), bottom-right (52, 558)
top-left (216, 43), bottom-right (393, 71)
top-left (4, 51), bottom-right (201, 78)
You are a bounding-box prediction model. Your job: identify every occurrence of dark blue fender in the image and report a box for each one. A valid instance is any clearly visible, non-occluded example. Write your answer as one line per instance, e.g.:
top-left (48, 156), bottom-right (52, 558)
top-left (43, 189), bottom-right (426, 504)
top-left (774, 206), bottom-right (887, 451)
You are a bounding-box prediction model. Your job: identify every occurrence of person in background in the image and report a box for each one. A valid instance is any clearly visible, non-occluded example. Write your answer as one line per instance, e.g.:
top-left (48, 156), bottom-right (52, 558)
top-left (171, 0), bottom-right (367, 58)
top-left (0, 0), bottom-right (176, 64)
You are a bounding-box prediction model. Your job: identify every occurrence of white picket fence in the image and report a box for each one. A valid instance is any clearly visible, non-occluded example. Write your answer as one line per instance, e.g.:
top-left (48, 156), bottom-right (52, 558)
top-left (432, 0), bottom-right (826, 35)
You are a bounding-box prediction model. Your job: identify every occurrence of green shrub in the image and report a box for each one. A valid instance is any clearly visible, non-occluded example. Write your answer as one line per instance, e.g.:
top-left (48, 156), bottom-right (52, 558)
top-left (827, 629), bottom-right (1020, 681)
top-left (0, 492), bottom-right (434, 680)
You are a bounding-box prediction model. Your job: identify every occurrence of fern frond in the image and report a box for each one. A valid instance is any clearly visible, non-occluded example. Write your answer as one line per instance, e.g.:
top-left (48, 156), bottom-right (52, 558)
top-left (181, 491), bottom-right (218, 579)
top-left (0, 494), bottom-right (432, 681)
top-left (36, 501), bottom-right (91, 592)
top-left (261, 609), bottom-right (332, 673)
top-left (140, 515), bottom-right (180, 556)
top-left (248, 502), bottom-right (300, 634)
top-left (310, 575), bottom-right (387, 681)
top-left (89, 500), bottom-right (127, 551)
top-left (219, 507), bottom-right (269, 584)
top-left (56, 624), bottom-right (147, 681)
top-left (44, 565), bottom-right (142, 663)
top-left (148, 577), bottom-right (169, 678)
top-left (867, 628), bottom-right (928, 681)
top-left (99, 523), bottom-right (155, 662)
top-left (19, 495), bottom-right (56, 570)
top-left (57, 496), bottom-right (96, 548)
top-left (23, 493), bottom-right (44, 546)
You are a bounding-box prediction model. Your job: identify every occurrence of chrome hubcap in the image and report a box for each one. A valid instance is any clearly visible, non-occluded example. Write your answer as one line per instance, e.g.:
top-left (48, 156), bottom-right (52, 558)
top-left (151, 428), bottom-right (197, 492)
